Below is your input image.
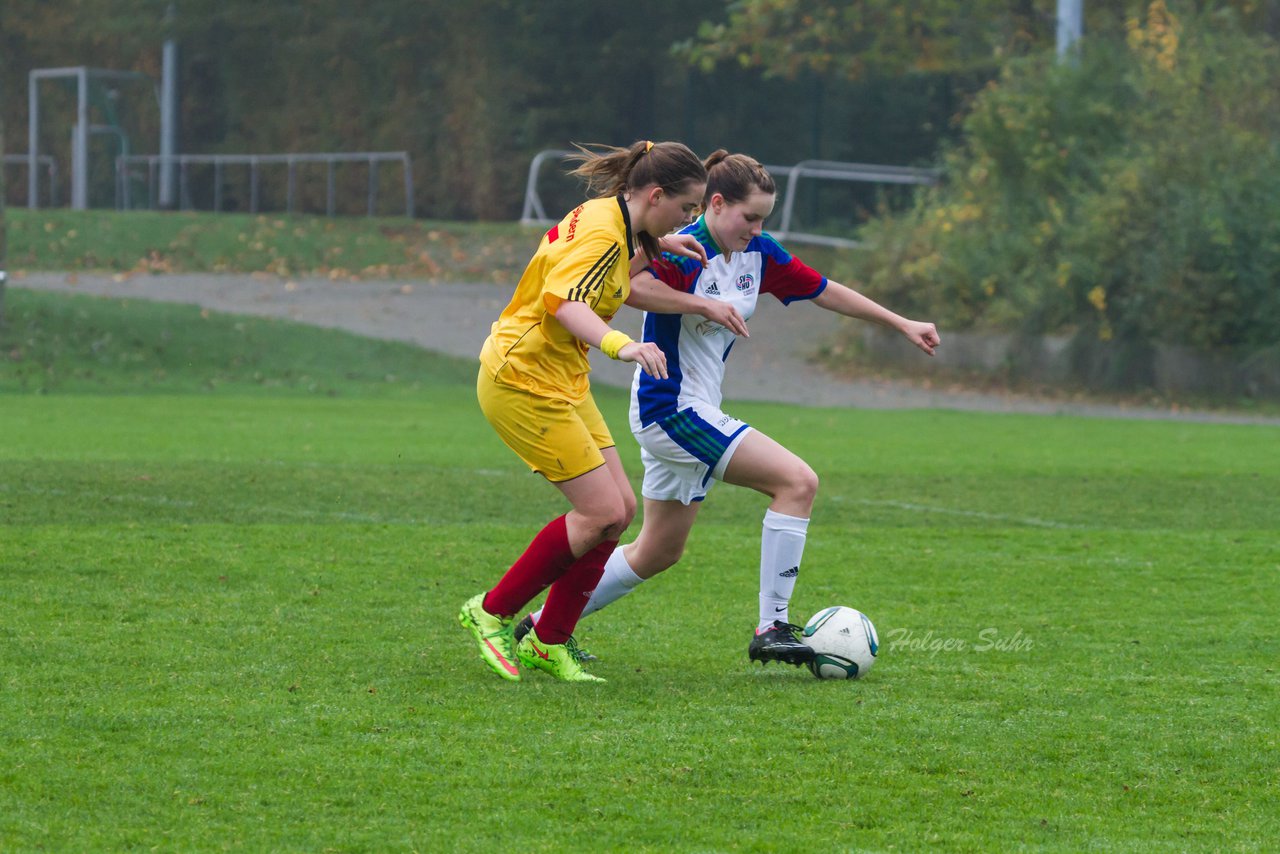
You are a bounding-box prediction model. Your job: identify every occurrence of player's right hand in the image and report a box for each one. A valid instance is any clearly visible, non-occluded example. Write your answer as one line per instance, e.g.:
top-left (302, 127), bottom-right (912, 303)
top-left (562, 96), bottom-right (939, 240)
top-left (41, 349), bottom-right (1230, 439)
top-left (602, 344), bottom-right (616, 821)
top-left (618, 341), bottom-right (668, 379)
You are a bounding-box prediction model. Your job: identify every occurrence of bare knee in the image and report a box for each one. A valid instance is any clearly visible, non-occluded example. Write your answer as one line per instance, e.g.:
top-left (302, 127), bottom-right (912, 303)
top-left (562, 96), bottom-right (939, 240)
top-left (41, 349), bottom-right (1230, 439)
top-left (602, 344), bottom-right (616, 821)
top-left (585, 497), bottom-right (631, 542)
top-left (619, 490), bottom-right (637, 532)
top-left (605, 489), bottom-right (638, 540)
top-left (779, 463), bottom-right (819, 514)
top-left (798, 465), bottom-right (820, 504)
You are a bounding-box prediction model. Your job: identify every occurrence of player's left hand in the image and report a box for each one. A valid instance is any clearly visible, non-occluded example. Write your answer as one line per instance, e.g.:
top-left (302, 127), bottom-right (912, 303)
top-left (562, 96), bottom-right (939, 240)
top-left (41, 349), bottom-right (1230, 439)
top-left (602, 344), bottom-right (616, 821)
top-left (658, 233), bottom-right (708, 267)
top-left (618, 340), bottom-right (669, 379)
top-left (903, 321), bottom-right (941, 356)
top-left (700, 300), bottom-right (750, 338)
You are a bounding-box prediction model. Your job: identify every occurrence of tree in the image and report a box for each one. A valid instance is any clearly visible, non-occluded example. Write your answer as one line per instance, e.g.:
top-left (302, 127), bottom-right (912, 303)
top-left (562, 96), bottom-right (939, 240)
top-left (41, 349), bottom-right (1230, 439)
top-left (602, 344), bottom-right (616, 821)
top-left (849, 3), bottom-right (1280, 365)
top-left (1, 76), bottom-right (7, 330)
top-left (678, 0), bottom-right (1053, 79)
top-left (677, 0), bottom-right (1280, 81)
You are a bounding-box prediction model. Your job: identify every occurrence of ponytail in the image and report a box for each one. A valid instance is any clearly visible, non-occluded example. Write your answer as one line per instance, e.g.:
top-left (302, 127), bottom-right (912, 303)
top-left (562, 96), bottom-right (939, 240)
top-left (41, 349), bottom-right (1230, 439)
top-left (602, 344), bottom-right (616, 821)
top-left (568, 140), bottom-right (707, 261)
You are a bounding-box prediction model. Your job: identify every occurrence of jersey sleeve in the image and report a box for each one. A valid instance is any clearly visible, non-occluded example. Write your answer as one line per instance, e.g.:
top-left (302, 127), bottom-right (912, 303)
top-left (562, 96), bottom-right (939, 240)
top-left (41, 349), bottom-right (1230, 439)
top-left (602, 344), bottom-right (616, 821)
top-left (542, 228), bottom-right (624, 315)
top-left (756, 233), bottom-right (827, 305)
top-left (645, 253), bottom-right (702, 295)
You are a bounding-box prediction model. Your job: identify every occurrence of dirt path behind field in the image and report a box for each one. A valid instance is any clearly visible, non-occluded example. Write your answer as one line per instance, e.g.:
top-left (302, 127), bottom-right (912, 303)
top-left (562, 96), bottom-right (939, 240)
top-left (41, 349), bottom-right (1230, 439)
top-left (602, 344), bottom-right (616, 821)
top-left (15, 271), bottom-right (1279, 425)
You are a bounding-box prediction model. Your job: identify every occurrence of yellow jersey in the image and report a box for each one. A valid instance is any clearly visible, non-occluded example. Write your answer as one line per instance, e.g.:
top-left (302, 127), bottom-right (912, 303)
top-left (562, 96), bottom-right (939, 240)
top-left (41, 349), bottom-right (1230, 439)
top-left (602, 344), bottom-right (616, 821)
top-left (479, 195), bottom-right (634, 403)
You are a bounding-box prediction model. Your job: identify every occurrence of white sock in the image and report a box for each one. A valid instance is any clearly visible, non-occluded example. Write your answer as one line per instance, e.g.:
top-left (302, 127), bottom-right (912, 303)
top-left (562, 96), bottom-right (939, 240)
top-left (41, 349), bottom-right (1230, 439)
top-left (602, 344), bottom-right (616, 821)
top-left (529, 545), bottom-right (644, 626)
top-left (758, 509), bottom-right (809, 632)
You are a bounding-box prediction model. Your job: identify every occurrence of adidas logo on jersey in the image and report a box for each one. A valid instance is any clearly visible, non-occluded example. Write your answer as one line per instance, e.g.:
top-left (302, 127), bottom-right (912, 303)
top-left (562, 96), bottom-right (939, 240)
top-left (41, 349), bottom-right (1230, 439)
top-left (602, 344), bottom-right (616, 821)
top-left (696, 320), bottom-right (724, 336)
top-left (779, 566), bottom-right (799, 578)
top-left (703, 281), bottom-right (720, 296)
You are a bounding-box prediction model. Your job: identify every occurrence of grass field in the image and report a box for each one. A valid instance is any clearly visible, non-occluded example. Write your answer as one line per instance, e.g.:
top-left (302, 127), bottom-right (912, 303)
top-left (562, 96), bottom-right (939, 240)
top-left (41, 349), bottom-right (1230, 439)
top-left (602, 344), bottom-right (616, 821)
top-left (2, 288), bottom-right (1278, 851)
top-left (4, 208), bottom-right (541, 283)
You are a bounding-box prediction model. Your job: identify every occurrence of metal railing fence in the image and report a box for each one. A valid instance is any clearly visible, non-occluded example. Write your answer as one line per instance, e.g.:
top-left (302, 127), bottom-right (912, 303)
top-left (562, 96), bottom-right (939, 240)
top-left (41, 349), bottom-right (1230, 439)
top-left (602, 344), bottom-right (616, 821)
top-left (521, 149), bottom-right (939, 249)
top-left (3, 154), bottom-right (60, 207)
top-left (771, 159), bottom-right (940, 248)
top-left (115, 151), bottom-right (414, 218)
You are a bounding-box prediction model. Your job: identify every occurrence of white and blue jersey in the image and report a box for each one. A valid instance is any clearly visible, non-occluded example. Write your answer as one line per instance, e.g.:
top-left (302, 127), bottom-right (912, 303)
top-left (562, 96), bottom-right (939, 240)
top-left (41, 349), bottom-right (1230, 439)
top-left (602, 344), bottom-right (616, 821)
top-left (627, 217), bottom-right (826, 504)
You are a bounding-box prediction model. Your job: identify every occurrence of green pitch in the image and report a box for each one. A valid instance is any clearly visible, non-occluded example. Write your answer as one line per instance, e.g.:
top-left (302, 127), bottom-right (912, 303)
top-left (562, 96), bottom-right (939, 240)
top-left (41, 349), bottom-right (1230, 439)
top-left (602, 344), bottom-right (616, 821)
top-left (2, 289), bottom-right (1277, 851)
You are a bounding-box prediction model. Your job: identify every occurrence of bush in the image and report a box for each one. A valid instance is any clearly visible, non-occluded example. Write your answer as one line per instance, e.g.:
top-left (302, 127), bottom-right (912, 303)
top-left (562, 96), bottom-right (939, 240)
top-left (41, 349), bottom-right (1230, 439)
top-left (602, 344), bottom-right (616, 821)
top-left (852, 2), bottom-right (1280, 362)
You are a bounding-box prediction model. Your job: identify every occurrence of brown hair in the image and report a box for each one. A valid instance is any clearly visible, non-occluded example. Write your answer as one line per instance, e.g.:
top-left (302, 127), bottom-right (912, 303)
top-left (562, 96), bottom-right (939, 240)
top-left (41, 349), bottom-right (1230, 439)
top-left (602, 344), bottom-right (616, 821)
top-left (568, 140), bottom-right (706, 261)
top-left (702, 149), bottom-right (776, 207)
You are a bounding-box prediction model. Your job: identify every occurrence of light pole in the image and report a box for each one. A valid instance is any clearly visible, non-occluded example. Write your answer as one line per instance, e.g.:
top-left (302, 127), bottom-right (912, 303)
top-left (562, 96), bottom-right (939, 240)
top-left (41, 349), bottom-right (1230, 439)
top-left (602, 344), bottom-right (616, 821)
top-left (160, 2), bottom-right (179, 209)
top-left (1057, 0), bottom-right (1084, 61)
top-left (1, 76), bottom-right (8, 327)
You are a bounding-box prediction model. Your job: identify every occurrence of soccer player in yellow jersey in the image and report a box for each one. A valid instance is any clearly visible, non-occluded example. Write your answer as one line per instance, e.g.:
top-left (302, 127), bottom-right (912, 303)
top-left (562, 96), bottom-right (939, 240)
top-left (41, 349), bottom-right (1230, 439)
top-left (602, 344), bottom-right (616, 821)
top-left (460, 140), bottom-right (749, 682)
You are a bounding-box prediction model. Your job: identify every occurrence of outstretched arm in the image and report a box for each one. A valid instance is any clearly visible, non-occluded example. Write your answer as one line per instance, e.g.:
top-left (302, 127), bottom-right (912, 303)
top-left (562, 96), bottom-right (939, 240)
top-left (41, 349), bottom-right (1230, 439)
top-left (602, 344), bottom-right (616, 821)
top-left (627, 271), bottom-right (750, 338)
top-left (813, 281), bottom-right (940, 356)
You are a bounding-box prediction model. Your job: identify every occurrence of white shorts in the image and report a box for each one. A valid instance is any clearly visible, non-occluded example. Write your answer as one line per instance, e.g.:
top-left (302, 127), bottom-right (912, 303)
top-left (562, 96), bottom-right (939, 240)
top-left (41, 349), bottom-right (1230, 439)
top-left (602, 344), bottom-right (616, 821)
top-left (635, 403), bottom-right (753, 505)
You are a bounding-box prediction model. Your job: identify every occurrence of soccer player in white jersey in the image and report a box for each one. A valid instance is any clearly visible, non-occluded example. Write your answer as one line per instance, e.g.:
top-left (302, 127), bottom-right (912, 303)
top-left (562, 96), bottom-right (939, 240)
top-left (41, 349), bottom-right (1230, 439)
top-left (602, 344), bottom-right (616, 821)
top-left (517, 150), bottom-right (941, 667)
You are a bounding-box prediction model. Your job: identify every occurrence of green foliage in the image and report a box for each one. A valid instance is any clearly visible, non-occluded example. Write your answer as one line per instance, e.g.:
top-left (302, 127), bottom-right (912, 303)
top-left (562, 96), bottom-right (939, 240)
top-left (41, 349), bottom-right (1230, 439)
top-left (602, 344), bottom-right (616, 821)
top-left (1, 294), bottom-right (1278, 849)
top-left (2, 1), bottom-right (980, 220)
top-left (679, 0), bottom-right (1042, 78)
top-left (2, 0), bottom-right (725, 219)
top-left (854, 5), bottom-right (1280, 358)
top-left (678, 0), bottom-right (1280, 80)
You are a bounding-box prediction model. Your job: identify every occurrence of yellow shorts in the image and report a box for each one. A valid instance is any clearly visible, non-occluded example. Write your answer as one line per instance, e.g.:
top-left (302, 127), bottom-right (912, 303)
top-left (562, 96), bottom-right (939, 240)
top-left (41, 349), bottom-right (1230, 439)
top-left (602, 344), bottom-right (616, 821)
top-left (477, 368), bottom-right (614, 483)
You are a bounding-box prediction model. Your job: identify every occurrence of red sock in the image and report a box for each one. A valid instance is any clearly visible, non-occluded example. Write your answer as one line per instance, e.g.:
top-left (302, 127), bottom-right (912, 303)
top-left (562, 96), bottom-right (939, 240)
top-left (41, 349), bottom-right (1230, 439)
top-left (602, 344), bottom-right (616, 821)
top-left (483, 515), bottom-right (576, 618)
top-left (535, 539), bottom-right (616, 644)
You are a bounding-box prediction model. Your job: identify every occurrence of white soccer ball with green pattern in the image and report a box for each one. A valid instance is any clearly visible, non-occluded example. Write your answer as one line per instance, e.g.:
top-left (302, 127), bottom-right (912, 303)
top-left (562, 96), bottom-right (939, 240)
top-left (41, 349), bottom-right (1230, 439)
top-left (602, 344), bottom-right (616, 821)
top-left (802, 606), bottom-right (879, 679)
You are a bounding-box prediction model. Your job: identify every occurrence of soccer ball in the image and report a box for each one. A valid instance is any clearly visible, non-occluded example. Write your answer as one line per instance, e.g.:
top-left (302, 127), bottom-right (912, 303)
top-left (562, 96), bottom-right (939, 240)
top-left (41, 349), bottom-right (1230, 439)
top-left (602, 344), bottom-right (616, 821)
top-left (801, 606), bottom-right (879, 680)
